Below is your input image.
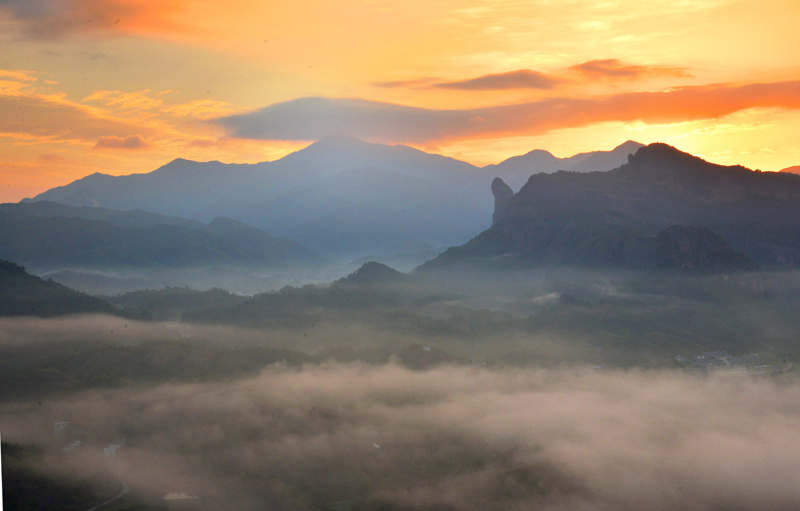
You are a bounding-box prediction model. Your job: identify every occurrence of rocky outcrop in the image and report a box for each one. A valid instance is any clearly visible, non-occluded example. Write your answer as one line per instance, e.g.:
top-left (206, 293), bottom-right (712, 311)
top-left (656, 225), bottom-right (757, 273)
top-left (491, 177), bottom-right (514, 225)
top-left (425, 143), bottom-right (800, 270)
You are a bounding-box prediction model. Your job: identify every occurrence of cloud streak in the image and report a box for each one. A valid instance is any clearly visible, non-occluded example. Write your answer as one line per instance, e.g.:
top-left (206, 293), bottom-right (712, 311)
top-left (93, 134), bottom-right (151, 150)
top-left (216, 81), bottom-right (800, 144)
top-left (0, 94), bottom-right (154, 142)
top-left (433, 70), bottom-right (565, 91)
top-left (0, 0), bottom-right (188, 39)
top-left (376, 60), bottom-right (691, 92)
top-left (569, 59), bottom-right (691, 80)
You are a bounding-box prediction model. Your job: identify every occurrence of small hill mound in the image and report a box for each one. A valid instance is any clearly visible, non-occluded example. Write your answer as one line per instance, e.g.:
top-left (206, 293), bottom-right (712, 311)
top-left (334, 262), bottom-right (409, 287)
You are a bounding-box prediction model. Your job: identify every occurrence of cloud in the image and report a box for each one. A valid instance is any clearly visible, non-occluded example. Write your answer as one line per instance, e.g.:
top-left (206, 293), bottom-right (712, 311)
top-left (0, 76), bottom-right (234, 154)
top-left (186, 138), bottom-right (218, 148)
top-left (83, 89), bottom-right (164, 111)
top-left (374, 60), bottom-right (690, 92)
top-left (93, 134), bottom-right (151, 150)
top-left (5, 360), bottom-right (800, 511)
top-left (36, 153), bottom-right (69, 164)
top-left (215, 96), bottom-right (468, 144)
top-left (433, 70), bottom-right (564, 91)
top-left (570, 59), bottom-right (691, 80)
top-left (0, 0), bottom-right (187, 39)
top-left (215, 81), bottom-right (800, 144)
top-left (0, 94), bottom-right (154, 142)
top-left (373, 78), bottom-right (440, 89)
top-left (0, 69), bottom-right (38, 81)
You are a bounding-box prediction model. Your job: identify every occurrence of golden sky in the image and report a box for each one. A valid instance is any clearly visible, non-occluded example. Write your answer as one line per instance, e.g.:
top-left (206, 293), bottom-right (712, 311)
top-left (1, 0), bottom-right (799, 202)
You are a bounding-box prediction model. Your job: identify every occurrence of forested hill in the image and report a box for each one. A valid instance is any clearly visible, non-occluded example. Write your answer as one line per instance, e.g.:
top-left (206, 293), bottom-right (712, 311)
top-left (0, 260), bottom-right (117, 317)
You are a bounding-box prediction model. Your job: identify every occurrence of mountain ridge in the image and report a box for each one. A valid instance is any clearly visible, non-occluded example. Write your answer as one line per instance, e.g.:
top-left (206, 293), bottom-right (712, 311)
top-left (23, 137), bottom-right (644, 261)
top-left (425, 143), bottom-right (800, 270)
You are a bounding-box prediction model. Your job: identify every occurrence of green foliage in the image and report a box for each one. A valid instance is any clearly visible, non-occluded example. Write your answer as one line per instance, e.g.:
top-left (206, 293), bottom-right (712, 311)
top-left (0, 259), bottom-right (118, 317)
top-left (108, 286), bottom-right (248, 321)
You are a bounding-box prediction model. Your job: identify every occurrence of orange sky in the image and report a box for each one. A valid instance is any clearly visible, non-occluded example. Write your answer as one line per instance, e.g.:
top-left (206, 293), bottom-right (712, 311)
top-left (1, 0), bottom-right (799, 202)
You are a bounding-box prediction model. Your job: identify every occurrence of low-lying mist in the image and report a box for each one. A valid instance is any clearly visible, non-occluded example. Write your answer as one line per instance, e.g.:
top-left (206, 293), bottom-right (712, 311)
top-left (5, 362), bottom-right (800, 511)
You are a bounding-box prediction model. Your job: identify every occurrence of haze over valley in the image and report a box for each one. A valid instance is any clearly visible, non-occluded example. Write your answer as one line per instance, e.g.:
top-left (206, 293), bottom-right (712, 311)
top-left (5, 138), bottom-right (800, 510)
top-left (3, 0), bottom-right (800, 509)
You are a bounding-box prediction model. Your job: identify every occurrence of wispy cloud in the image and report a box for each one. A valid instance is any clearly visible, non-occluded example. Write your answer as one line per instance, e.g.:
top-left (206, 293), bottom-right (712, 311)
top-left (570, 59), bottom-right (691, 80)
top-left (0, 0), bottom-right (189, 39)
top-left (93, 134), bottom-right (152, 150)
top-left (83, 89), bottom-right (164, 111)
top-left (375, 59), bottom-right (692, 92)
top-left (433, 70), bottom-right (564, 91)
top-left (373, 77), bottom-right (440, 89)
top-left (216, 81), bottom-right (800, 144)
top-left (0, 94), bottom-right (153, 142)
top-left (0, 71), bottom-right (242, 148)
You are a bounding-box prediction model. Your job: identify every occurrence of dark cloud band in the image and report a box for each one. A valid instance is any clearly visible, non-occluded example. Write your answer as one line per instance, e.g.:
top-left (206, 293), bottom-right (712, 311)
top-left (215, 81), bottom-right (800, 144)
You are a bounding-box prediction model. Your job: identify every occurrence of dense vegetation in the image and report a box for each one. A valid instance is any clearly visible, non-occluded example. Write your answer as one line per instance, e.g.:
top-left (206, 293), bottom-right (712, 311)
top-left (0, 260), bottom-right (117, 317)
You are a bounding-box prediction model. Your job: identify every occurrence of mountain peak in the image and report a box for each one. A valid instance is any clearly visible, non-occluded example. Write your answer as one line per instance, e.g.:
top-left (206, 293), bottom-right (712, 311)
top-left (615, 140), bottom-right (646, 152)
top-left (523, 148), bottom-right (557, 158)
top-left (152, 157), bottom-right (202, 174)
top-left (627, 142), bottom-right (707, 167)
top-left (306, 134), bottom-right (373, 151)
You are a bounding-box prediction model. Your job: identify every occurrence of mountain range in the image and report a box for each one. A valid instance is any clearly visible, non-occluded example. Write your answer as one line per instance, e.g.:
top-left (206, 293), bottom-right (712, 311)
top-left (24, 136), bottom-right (643, 262)
top-left (429, 143), bottom-right (800, 270)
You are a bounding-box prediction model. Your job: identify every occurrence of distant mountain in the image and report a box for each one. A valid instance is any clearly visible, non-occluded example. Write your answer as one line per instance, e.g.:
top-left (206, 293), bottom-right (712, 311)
top-left (0, 260), bottom-right (116, 317)
top-left (426, 143), bottom-right (800, 270)
top-left (25, 136), bottom-right (645, 261)
top-left (482, 140), bottom-right (644, 191)
top-left (0, 203), bottom-right (320, 272)
top-left (780, 165), bottom-right (800, 175)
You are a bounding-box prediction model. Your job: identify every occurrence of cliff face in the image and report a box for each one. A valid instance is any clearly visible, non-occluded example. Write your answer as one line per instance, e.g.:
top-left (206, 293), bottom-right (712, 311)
top-left (491, 177), bottom-right (514, 226)
top-left (656, 225), bottom-right (757, 273)
top-left (427, 143), bottom-right (800, 270)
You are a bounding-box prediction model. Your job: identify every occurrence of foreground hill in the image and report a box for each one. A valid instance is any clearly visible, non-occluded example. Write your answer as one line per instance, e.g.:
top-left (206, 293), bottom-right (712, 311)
top-left (428, 143), bottom-right (800, 269)
top-left (25, 137), bottom-right (641, 260)
top-left (0, 260), bottom-right (116, 317)
top-left (0, 202), bottom-right (321, 272)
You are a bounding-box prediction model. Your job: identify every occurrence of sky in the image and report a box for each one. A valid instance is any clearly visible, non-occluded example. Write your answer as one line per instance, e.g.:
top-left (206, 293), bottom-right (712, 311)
top-left (1, 0), bottom-right (799, 202)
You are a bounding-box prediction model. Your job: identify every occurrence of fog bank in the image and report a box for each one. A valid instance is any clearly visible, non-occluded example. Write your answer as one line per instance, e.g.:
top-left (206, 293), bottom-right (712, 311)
top-left (4, 363), bottom-right (800, 510)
